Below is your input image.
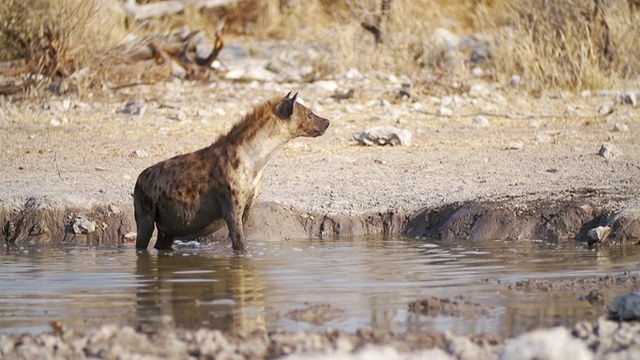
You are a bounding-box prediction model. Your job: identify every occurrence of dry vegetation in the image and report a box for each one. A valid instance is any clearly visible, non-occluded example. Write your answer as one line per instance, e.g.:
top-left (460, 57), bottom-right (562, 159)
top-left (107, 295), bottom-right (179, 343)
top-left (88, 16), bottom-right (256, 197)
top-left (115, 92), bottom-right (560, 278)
top-left (1, 0), bottom-right (639, 97)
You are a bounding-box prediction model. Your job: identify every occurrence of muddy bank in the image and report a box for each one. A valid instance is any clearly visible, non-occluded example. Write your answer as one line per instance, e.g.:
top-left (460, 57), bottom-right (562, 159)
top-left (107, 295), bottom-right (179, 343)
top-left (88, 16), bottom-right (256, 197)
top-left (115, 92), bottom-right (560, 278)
top-left (3, 188), bottom-right (640, 247)
top-left (2, 316), bottom-right (640, 360)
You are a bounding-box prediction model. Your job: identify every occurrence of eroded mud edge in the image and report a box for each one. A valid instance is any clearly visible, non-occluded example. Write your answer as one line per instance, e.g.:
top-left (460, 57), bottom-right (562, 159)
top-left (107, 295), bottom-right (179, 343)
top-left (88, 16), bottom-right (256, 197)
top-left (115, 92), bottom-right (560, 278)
top-left (2, 188), bottom-right (639, 246)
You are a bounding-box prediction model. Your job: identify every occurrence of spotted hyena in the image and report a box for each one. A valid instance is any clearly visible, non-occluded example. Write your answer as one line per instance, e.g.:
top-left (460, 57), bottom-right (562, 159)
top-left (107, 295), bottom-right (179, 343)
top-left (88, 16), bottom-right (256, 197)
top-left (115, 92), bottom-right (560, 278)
top-left (133, 92), bottom-right (330, 252)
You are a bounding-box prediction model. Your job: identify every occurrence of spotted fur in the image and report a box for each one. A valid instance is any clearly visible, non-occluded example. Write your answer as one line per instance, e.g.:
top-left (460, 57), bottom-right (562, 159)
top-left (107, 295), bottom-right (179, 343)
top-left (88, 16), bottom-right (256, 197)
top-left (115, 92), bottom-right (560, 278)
top-left (133, 93), bottom-right (330, 252)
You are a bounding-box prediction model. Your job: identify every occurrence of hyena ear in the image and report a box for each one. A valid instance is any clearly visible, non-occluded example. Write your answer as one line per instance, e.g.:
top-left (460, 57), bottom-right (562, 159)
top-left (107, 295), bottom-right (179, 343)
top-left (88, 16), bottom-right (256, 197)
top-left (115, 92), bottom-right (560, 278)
top-left (276, 92), bottom-right (298, 119)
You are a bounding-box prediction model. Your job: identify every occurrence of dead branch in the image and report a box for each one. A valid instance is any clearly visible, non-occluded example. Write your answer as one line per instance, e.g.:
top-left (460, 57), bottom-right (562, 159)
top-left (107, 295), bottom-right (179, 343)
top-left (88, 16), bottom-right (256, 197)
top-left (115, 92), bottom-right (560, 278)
top-left (120, 0), bottom-right (246, 21)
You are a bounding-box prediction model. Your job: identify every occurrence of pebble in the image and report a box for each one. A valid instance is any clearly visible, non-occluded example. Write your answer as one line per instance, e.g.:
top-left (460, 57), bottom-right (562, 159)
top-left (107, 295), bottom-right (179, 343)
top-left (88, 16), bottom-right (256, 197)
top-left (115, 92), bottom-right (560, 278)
top-left (598, 104), bottom-right (613, 115)
top-left (507, 142), bottom-right (524, 150)
top-left (621, 91), bottom-right (637, 106)
top-left (565, 105), bottom-right (579, 116)
top-left (437, 107), bottom-right (453, 117)
top-left (510, 75), bottom-right (521, 87)
top-left (471, 67), bottom-right (484, 77)
top-left (614, 123), bottom-right (629, 132)
top-left (469, 83), bottom-right (488, 97)
top-left (72, 215), bottom-right (96, 234)
top-left (609, 291), bottom-right (640, 321)
top-left (599, 143), bottom-right (622, 159)
top-left (50, 118), bottom-right (61, 127)
top-left (121, 100), bottom-right (145, 116)
top-left (587, 226), bottom-right (612, 242)
top-left (472, 115), bottom-right (490, 128)
top-left (131, 149), bottom-right (149, 158)
top-left (353, 126), bottom-right (412, 146)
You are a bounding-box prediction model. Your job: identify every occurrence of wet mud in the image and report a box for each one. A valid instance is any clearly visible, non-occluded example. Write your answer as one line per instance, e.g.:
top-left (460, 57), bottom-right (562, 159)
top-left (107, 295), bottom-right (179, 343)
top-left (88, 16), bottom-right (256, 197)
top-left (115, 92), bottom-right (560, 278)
top-left (3, 188), bottom-right (640, 247)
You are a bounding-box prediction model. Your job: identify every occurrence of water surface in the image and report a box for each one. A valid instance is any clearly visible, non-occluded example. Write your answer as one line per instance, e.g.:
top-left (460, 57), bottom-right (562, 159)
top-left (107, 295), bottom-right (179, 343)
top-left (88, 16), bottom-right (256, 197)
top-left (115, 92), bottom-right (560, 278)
top-left (1, 237), bottom-right (638, 337)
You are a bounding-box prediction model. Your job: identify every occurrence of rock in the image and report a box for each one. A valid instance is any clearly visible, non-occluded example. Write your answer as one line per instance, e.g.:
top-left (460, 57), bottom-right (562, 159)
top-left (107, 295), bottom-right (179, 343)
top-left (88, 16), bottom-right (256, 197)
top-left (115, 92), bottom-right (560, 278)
top-left (469, 83), bottom-right (488, 97)
top-left (469, 42), bottom-right (492, 65)
top-left (609, 291), bottom-right (640, 321)
top-left (437, 107), bottom-right (453, 117)
top-left (500, 327), bottom-right (592, 360)
top-left (581, 90), bottom-right (592, 98)
top-left (599, 143), bottom-right (622, 159)
top-left (614, 123), bottom-right (629, 132)
top-left (313, 80), bottom-right (339, 93)
top-left (433, 28), bottom-right (460, 50)
top-left (528, 121), bottom-right (540, 129)
top-left (108, 204), bottom-right (121, 214)
top-left (472, 115), bottom-right (490, 128)
top-left (507, 142), bottom-right (524, 150)
top-left (510, 75), bottom-right (521, 87)
top-left (72, 215), bottom-right (96, 234)
top-left (471, 67), bottom-right (484, 77)
top-left (131, 149), bottom-right (149, 158)
top-left (121, 100), bottom-right (145, 116)
top-left (621, 91), bottom-right (637, 106)
top-left (50, 118), bottom-right (61, 127)
top-left (587, 226), bottom-right (612, 242)
top-left (354, 126), bottom-right (412, 146)
top-left (599, 104), bottom-right (613, 115)
top-left (565, 105), bottom-right (579, 116)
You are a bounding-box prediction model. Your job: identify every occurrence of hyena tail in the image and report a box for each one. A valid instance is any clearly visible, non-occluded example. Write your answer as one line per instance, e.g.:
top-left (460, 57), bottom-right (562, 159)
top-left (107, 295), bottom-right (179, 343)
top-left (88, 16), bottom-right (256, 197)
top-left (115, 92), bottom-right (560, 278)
top-left (133, 182), bottom-right (155, 250)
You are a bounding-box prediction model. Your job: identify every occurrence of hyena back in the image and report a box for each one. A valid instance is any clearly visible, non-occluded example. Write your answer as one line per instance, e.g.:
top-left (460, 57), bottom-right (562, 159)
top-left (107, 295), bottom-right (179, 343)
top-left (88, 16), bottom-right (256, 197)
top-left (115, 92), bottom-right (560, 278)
top-left (133, 92), bottom-right (329, 252)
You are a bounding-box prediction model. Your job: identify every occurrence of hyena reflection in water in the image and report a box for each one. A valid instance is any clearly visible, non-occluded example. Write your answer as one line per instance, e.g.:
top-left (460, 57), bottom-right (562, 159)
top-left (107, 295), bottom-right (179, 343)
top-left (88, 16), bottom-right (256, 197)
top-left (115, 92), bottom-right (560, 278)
top-left (133, 93), bottom-right (330, 252)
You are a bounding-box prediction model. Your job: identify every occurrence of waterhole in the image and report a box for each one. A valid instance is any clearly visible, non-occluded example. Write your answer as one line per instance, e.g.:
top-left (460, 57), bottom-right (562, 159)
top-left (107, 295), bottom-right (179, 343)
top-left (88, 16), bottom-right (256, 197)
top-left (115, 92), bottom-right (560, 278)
top-left (1, 237), bottom-right (638, 337)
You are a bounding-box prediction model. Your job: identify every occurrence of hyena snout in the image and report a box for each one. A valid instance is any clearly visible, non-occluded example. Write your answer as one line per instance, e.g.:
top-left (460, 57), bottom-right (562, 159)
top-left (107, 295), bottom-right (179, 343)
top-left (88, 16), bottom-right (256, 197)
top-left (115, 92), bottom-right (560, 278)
top-left (304, 113), bottom-right (330, 137)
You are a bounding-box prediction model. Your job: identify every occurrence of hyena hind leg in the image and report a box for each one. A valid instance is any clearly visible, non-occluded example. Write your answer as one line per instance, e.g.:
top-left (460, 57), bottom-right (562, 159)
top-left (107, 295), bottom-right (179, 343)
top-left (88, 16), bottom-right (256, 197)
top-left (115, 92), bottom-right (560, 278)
top-left (135, 213), bottom-right (155, 250)
top-left (154, 231), bottom-right (175, 250)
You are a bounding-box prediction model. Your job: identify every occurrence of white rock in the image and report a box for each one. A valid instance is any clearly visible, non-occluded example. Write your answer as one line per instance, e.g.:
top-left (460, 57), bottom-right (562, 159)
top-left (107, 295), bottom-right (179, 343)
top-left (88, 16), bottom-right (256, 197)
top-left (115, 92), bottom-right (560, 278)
top-left (131, 149), bottom-right (149, 158)
top-left (437, 107), bottom-right (453, 117)
top-left (614, 123), bottom-right (629, 132)
top-left (510, 75), bottom-right (521, 87)
top-left (507, 142), bottom-right (524, 150)
top-left (598, 104), bottom-right (613, 115)
top-left (433, 28), bottom-right (460, 50)
top-left (469, 83), bottom-right (488, 97)
top-left (72, 216), bottom-right (96, 234)
top-left (410, 102), bottom-right (424, 112)
top-left (50, 119), bottom-right (61, 127)
top-left (223, 68), bottom-right (246, 80)
top-left (500, 327), bottom-right (593, 360)
top-left (565, 105), bottom-right (579, 116)
top-left (353, 125), bottom-right (412, 146)
top-left (599, 143), bottom-right (622, 159)
top-left (313, 80), bottom-right (339, 93)
top-left (581, 90), bottom-right (592, 98)
top-left (472, 115), bottom-right (490, 128)
top-left (587, 226), bottom-right (612, 242)
top-left (471, 67), bottom-right (484, 77)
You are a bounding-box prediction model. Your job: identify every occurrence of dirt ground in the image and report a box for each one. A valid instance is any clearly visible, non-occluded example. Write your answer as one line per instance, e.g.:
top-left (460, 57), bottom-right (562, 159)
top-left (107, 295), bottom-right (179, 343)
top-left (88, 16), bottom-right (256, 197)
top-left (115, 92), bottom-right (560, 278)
top-left (1, 41), bottom-right (640, 358)
top-left (2, 67), bottom-right (640, 246)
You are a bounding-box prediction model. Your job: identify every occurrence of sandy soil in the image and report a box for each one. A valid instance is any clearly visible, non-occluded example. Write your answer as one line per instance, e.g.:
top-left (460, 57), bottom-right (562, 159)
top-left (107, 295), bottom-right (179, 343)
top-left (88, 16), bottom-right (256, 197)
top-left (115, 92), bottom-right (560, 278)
top-left (2, 70), bottom-right (640, 246)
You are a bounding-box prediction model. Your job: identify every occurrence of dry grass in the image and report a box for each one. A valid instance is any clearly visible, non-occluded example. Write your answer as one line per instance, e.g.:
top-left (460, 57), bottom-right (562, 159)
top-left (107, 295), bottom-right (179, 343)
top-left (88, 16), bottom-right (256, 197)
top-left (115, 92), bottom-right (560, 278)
top-left (246, 0), bottom-right (640, 92)
top-left (0, 0), bottom-right (125, 94)
top-left (2, 0), bottom-right (639, 96)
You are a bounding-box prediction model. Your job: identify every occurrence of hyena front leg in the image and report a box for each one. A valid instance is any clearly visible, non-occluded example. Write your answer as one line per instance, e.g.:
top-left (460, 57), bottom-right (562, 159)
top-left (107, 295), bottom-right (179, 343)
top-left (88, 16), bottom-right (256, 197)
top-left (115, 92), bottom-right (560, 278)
top-left (222, 197), bottom-right (247, 253)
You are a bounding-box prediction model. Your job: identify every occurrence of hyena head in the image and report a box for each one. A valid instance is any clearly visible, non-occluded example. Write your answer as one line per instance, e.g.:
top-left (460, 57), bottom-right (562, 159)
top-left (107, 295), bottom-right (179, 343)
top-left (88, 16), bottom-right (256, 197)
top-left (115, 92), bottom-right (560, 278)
top-left (274, 92), bottom-right (330, 138)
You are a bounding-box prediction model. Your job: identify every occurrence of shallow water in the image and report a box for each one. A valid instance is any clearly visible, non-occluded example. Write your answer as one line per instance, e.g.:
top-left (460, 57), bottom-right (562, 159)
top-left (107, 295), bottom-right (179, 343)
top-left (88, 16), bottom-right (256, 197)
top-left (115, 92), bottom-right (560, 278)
top-left (1, 237), bottom-right (639, 337)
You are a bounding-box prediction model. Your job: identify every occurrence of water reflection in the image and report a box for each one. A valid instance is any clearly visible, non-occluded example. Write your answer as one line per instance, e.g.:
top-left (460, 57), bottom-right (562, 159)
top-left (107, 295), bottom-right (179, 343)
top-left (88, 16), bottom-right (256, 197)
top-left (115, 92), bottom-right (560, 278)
top-left (134, 252), bottom-right (266, 332)
top-left (0, 238), bottom-right (639, 337)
